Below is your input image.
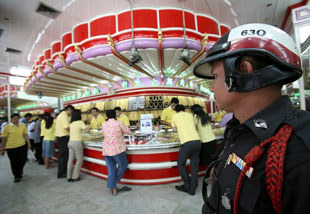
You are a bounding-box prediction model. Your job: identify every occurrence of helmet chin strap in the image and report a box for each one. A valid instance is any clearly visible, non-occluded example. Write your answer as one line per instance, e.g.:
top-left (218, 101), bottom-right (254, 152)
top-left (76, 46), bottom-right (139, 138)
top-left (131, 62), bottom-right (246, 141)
top-left (223, 56), bottom-right (299, 93)
top-left (224, 77), bottom-right (233, 91)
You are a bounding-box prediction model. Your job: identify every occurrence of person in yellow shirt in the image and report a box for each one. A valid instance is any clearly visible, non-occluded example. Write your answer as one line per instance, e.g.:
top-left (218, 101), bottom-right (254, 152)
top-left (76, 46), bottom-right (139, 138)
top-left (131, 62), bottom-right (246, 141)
top-left (191, 104), bottom-right (216, 166)
top-left (0, 113), bottom-right (31, 183)
top-left (42, 116), bottom-right (56, 169)
top-left (171, 104), bottom-right (201, 196)
top-left (55, 105), bottom-right (75, 179)
top-left (67, 110), bottom-right (89, 182)
top-left (89, 107), bottom-right (105, 130)
top-left (115, 107), bottom-right (130, 127)
top-left (160, 97), bottom-right (179, 127)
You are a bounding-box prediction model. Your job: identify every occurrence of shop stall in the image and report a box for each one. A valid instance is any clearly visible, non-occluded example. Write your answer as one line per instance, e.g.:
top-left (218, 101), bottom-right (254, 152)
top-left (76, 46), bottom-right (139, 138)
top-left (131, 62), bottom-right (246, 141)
top-left (24, 7), bottom-right (228, 184)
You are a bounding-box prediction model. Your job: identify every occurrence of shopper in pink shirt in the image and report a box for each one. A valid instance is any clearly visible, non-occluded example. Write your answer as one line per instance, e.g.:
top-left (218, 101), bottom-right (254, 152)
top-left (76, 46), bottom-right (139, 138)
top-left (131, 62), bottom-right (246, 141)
top-left (102, 110), bottom-right (132, 195)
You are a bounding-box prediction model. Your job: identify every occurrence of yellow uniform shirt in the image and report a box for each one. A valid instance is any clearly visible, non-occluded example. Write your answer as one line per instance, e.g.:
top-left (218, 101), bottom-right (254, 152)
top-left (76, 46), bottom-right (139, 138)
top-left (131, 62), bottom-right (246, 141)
top-left (90, 115), bottom-right (105, 130)
top-left (55, 111), bottom-right (70, 137)
top-left (40, 120), bottom-right (45, 137)
top-left (2, 123), bottom-right (27, 149)
top-left (171, 112), bottom-right (200, 145)
top-left (193, 115), bottom-right (216, 143)
top-left (69, 120), bottom-right (86, 141)
top-left (161, 107), bottom-right (176, 124)
top-left (43, 123), bottom-right (56, 141)
top-left (118, 114), bottom-right (130, 127)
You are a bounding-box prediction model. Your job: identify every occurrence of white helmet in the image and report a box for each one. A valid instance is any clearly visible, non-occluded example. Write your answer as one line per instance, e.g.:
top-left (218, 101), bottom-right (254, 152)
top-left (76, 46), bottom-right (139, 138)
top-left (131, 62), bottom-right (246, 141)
top-left (193, 23), bottom-right (302, 92)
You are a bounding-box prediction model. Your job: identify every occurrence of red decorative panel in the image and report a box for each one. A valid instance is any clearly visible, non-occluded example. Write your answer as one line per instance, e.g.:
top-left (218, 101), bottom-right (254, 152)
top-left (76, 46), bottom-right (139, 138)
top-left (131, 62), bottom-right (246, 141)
top-left (39, 55), bottom-right (44, 64)
top-left (44, 49), bottom-right (51, 60)
top-left (73, 23), bottom-right (89, 43)
top-left (220, 25), bottom-right (230, 35)
top-left (62, 32), bottom-right (73, 51)
top-left (159, 10), bottom-right (195, 30)
top-left (90, 16), bottom-right (116, 37)
top-left (197, 15), bottom-right (219, 35)
top-left (52, 41), bottom-right (61, 55)
top-left (118, 9), bottom-right (158, 32)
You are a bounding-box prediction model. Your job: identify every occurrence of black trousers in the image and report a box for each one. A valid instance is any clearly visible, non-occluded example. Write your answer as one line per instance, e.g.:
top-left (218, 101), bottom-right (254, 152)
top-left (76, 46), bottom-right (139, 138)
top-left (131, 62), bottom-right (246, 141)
top-left (34, 136), bottom-right (44, 163)
top-left (177, 140), bottom-right (201, 194)
top-left (7, 144), bottom-right (28, 179)
top-left (57, 136), bottom-right (69, 177)
top-left (199, 140), bottom-right (217, 166)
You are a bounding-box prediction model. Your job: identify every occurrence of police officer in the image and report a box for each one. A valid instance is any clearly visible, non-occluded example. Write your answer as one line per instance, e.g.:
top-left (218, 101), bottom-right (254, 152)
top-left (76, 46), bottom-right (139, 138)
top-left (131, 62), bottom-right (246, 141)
top-left (193, 23), bottom-right (310, 213)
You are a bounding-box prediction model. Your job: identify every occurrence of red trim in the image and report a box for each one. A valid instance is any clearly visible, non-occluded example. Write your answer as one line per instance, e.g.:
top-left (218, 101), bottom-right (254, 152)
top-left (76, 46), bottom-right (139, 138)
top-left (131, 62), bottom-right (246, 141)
top-left (0, 72), bottom-right (26, 78)
top-left (82, 160), bottom-right (207, 180)
top-left (84, 148), bottom-right (179, 163)
top-left (281, 0), bottom-right (309, 29)
top-left (64, 87), bottom-right (208, 105)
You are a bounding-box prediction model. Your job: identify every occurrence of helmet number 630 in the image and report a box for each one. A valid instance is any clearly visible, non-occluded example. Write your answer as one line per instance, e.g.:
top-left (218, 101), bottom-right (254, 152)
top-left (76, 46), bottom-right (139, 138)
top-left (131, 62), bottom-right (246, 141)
top-left (241, 29), bottom-right (266, 36)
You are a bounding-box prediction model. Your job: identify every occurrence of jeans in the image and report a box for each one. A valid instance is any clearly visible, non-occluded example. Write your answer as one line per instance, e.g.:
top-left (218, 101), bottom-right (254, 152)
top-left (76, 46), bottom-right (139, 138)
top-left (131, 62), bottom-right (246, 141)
top-left (177, 140), bottom-right (201, 194)
top-left (104, 152), bottom-right (128, 189)
top-left (57, 136), bottom-right (69, 177)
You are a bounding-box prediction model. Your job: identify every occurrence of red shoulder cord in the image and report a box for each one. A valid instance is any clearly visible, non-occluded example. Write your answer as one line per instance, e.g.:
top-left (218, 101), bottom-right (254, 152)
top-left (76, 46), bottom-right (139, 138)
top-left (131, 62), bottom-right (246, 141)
top-left (233, 124), bottom-right (293, 214)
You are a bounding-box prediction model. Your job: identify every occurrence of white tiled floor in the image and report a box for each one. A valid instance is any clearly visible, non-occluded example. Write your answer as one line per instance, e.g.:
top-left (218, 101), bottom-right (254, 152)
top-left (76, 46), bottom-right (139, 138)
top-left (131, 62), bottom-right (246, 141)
top-left (0, 155), bottom-right (207, 214)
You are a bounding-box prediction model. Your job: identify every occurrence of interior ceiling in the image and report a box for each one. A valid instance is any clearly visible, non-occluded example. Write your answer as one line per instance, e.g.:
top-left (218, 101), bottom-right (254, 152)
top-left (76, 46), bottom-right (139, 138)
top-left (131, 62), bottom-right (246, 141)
top-left (0, 0), bottom-right (304, 80)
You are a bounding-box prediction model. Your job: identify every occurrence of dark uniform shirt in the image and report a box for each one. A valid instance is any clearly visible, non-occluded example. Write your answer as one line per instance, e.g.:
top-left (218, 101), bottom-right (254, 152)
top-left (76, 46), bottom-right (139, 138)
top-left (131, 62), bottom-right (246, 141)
top-left (204, 96), bottom-right (310, 213)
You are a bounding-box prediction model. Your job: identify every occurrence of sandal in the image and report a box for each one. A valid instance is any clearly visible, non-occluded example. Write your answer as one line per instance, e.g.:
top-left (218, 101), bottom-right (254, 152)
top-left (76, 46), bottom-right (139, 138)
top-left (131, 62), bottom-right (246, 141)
top-left (111, 188), bottom-right (118, 196)
top-left (118, 186), bottom-right (132, 192)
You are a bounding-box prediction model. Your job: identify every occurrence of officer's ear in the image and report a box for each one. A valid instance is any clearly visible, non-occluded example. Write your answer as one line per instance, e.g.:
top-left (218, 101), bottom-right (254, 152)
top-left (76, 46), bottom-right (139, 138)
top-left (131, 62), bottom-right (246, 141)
top-left (234, 55), bottom-right (254, 74)
top-left (239, 59), bottom-right (254, 74)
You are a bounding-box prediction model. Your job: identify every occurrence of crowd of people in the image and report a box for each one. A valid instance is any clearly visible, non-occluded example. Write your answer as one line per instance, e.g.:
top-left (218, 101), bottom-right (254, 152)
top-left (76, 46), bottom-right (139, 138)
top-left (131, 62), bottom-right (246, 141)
top-left (0, 99), bottom-right (217, 197)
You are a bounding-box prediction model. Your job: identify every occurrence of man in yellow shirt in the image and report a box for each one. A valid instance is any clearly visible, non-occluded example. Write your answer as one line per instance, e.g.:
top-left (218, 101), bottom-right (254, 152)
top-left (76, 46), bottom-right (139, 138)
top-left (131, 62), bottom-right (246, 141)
top-left (160, 97), bottom-right (179, 127)
top-left (1, 113), bottom-right (31, 182)
top-left (55, 105), bottom-right (74, 178)
top-left (114, 107), bottom-right (130, 127)
top-left (171, 104), bottom-right (201, 196)
top-left (89, 107), bottom-right (105, 130)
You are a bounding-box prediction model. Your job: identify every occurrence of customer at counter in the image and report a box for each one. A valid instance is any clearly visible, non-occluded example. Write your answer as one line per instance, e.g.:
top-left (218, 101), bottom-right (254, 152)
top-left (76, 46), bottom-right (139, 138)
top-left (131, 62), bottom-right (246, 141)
top-left (102, 110), bottom-right (132, 195)
top-left (1, 113), bottom-right (31, 183)
top-left (171, 104), bottom-right (201, 195)
top-left (67, 110), bottom-right (89, 182)
top-left (42, 116), bottom-right (56, 169)
top-left (114, 107), bottom-right (130, 127)
top-left (160, 97), bottom-right (179, 127)
top-left (191, 104), bottom-right (216, 166)
top-left (89, 107), bottom-right (105, 130)
top-left (19, 113), bottom-right (32, 125)
top-left (55, 105), bottom-right (75, 179)
top-left (34, 114), bottom-right (44, 165)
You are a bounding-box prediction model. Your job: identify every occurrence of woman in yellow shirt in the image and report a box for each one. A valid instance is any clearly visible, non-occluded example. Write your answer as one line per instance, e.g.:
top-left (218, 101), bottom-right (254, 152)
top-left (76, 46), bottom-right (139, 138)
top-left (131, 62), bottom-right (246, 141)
top-left (67, 110), bottom-right (89, 182)
top-left (42, 116), bottom-right (56, 169)
top-left (191, 104), bottom-right (216, 166)
top-left (0, 113), bottom-right (31, 183)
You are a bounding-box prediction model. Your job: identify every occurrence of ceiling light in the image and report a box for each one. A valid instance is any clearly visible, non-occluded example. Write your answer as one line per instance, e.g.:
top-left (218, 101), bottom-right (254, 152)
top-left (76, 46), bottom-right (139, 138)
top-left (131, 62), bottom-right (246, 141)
top-left (128, 48), bottom-right (142, 66)
top-left (180, 48), bottom-right (191, 66)
top-left (224, 0), bottom-right (232, 6)
top-left (10, 66), bottom-right (31, 77)
top-left (9, 76), bottom-right (27, 86)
